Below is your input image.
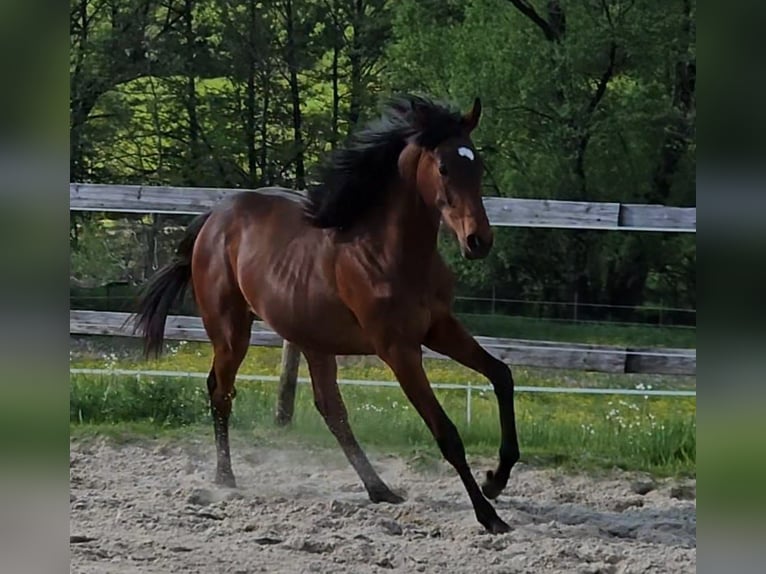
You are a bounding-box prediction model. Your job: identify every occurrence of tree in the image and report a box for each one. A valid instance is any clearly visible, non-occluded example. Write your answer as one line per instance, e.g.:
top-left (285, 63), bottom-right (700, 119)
top-left (70, 0), bottom-right (187, 181)
top-left (70, 0), bottom-right (696, 322)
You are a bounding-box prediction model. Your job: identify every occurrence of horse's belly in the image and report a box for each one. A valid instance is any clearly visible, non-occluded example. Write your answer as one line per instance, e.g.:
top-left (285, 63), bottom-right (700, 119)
top-left (252, 290), bottom-right (375, 356)
top-left (292, 327), bottom-right (376, 356)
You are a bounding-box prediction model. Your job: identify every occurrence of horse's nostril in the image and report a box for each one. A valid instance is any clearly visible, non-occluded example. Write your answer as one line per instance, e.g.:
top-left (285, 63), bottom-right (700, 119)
top-left (467, 234), bottom-right (482, 252)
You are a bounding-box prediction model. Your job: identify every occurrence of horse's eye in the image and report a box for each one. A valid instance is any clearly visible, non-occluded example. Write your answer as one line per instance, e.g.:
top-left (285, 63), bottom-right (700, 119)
top-left (438, 163), bottom-right (448, 176)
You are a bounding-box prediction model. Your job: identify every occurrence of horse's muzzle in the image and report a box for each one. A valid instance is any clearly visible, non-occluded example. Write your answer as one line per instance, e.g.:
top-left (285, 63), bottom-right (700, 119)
top-left (463, 233), bottom-right (492, 259)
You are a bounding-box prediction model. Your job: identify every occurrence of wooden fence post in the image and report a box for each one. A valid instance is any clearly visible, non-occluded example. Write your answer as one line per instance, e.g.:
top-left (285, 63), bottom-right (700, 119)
top-left (275, 340), bottom-right (301, 425)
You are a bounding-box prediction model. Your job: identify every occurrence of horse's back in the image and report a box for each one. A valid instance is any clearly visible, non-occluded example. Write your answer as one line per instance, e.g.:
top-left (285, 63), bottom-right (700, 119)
top-left (203, 186), bottom-right (312, 242)
top-left (221, 186), bottom-right (307, 215)
top-left (243, 185), bottom-right (307, 203)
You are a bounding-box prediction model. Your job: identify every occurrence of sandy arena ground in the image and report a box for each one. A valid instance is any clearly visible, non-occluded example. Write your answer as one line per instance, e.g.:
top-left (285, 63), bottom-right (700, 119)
top-left (70, 436), bottom-right (695, 573)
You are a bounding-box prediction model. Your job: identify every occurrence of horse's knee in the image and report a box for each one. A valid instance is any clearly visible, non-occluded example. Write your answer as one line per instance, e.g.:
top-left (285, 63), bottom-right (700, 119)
top-left (488, 360), bottom-right (514, 399)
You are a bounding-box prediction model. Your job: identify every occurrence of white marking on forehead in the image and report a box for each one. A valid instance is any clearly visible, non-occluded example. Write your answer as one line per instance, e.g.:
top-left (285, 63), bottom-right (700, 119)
top-left (457, 146), bottom-right (475, 161)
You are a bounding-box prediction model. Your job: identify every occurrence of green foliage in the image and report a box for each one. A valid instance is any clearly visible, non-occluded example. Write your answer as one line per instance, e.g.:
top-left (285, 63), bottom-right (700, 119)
top-left (70, 0), bottom-right (696, 318)
top-left (70, 217), bottom-right (133, 286)
top-left (71, 373), bottom-right (210, 426)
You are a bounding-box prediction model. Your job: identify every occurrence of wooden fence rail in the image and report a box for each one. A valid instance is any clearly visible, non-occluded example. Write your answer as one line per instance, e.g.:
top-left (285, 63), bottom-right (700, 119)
top-left (70, 310), bottom-right (696, 376)
top-left (69, 183), bottom-right (696, 232)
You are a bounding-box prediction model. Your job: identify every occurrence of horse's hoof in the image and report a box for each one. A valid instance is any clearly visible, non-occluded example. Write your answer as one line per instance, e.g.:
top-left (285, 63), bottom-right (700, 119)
top-left (369, 488), bottom-right (405, 504)
top-left (483, 515), bottom-right (511, 534)
top-left (481, 470), bottom-right (504, 500)
top-left (215, 473), bottom-right (237, 488)
top-left (479, 511), bottom-right (511, 534)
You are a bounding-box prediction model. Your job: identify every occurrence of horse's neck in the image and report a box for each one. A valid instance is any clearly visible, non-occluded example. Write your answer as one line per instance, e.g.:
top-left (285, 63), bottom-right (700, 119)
top-left (377, 181), bottom-right (441, 268)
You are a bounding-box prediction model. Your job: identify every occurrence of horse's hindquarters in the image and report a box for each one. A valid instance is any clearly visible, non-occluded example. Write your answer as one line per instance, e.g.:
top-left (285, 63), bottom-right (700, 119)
top-left (211, 194), bottom-right (373, 356)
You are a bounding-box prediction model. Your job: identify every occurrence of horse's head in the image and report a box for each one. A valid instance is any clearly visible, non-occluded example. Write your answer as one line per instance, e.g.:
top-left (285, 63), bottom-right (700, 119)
top-left (413, 98), bottom-right (493, 260)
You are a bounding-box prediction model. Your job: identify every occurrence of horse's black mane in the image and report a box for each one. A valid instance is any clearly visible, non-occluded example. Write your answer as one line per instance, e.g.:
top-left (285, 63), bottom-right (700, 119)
top-left (305, 94), bottom-right (465, 230)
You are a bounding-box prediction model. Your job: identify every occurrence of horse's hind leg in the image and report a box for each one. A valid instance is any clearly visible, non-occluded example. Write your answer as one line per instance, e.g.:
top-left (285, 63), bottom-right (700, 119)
top-left (303, 350), bottom-right (403, 504)
top-left (201, 304), bottom-right (252, 487)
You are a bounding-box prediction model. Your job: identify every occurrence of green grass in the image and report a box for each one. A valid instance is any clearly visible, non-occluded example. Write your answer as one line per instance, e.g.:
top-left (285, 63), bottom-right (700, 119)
top-left (457, 313), bottom-right (695, 348)
top-left (70, 371), bottom-right (696, 477)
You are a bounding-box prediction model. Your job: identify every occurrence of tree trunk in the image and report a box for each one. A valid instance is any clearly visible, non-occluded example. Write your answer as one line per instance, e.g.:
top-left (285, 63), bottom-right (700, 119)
top-left (285, 0), bottom-right (305, 189)
top-left (70, 0), bottom-right (90, 182)
top-left (347, 0), bottom-right (364, 133)
top-left (275, 0), bottom-right (304, 425)
top-left (331, 22), bottom-right (341, 148)
top-left (70, 91), bottom-right (99, 182)
top-left (260, 81), bottom-right (271, 185)
top-left (183, 0), bottom-right (200, 185)
top-left (245, 0), bottom-right (258, 187)
top-left (650, 0), bottom-right (695, 204)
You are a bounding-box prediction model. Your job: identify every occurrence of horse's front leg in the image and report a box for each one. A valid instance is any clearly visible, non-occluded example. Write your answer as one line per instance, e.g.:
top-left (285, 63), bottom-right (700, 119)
top-left (424, 314), bottom-right (520, 500)
top-left (376, 343), bottom-right (510, 534)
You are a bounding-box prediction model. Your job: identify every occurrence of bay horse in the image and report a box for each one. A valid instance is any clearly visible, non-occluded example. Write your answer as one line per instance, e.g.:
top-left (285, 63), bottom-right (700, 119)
top-left (134, 94), bottom-right (520, 533)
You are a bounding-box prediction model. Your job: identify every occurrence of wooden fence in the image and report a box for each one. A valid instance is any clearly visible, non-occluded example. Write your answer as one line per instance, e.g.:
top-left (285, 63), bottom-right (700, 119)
top-left (69, 183), bottom-right (697, 422)
top-left (70, 310), bottom-right (696, 376)
top-left (69, 183), bottom-right (696, 232)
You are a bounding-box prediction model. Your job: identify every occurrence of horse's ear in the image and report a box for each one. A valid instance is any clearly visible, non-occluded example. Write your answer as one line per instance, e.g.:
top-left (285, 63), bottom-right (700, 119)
top-left (463, 97), bottom-right (482, 132)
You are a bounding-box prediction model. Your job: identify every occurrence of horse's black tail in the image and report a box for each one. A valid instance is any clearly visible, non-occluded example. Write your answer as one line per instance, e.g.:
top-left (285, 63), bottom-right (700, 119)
top-left (132, 212), bottom-right (211, 358)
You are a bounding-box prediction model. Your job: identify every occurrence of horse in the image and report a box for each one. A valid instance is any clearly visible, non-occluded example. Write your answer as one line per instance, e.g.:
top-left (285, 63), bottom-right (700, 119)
top-left (133, 94), bottom-right (520, 534)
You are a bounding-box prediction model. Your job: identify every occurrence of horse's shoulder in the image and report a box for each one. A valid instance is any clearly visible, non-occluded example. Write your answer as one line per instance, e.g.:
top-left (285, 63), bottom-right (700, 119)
top-left (429, 254), bottom-right (456, 282)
